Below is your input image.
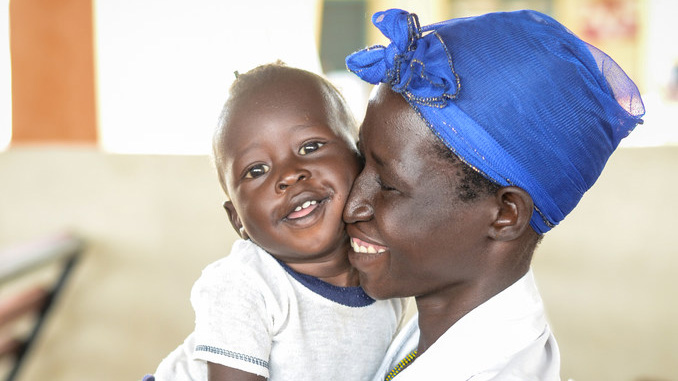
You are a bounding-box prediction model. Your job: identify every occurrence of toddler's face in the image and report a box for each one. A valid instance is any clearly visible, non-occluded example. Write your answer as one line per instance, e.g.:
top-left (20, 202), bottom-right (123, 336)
top-left (217, 76), bottom-right (361, 263)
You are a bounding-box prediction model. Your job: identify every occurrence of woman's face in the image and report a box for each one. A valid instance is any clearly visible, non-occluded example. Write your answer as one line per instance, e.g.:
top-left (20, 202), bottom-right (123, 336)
top-left (343, 85), bottom-right (496, 300)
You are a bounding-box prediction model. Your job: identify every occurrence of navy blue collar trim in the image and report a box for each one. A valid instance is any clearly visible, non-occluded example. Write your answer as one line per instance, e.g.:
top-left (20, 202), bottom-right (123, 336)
top-left (275, 259), bottom-right (375, 307)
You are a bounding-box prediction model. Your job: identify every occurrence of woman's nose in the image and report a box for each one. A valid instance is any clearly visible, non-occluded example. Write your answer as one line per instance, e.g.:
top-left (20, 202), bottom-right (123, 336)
top-left (276, 167), bottom-right (311, 192)
top-left (343, 172), bottom-right (374, 223)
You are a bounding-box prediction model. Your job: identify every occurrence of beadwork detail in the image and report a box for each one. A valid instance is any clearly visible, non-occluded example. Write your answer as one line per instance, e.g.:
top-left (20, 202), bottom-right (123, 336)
top-left (384, 349), bottom-right (417, 380)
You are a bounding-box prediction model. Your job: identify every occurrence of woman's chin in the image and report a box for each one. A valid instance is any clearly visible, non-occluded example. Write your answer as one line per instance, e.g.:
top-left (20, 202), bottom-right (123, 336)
top-left (357, 277), bottom-right (393, 300)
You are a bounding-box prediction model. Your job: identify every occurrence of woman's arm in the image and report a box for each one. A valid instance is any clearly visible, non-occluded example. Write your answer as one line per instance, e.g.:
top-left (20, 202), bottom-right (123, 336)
top-left (207, 362), bottom-right (266, 381)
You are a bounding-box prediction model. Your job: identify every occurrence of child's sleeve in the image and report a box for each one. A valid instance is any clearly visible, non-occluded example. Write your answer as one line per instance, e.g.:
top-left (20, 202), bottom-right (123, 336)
top-left (189, 257), bottom-right (278, 379)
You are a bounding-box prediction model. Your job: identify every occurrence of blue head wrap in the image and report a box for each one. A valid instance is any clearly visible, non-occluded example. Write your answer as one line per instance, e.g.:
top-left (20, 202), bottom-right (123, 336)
top-left (346, 9), bottom-right (645, 234)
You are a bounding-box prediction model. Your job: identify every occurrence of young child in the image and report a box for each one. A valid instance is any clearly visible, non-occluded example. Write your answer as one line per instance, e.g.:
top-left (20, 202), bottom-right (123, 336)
top-left (147, 62), bottom-right (406, 381)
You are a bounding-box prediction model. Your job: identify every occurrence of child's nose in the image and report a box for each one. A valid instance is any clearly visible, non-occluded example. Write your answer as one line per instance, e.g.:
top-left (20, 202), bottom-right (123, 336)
top-left (276, 167), bottom-right (311, 192)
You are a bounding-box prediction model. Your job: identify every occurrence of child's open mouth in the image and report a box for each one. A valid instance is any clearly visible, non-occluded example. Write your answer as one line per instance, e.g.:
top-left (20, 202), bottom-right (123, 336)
top-left (286, 199), bottom-right (320, 220)
top-left (284, 194), bottom-right (332, 222)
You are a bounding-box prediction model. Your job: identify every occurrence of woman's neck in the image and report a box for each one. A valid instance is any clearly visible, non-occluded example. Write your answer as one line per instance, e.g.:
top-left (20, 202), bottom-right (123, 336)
top-left (415, 296), bottom-right (474, 354)
top-left (413, 256), bottom-right (532, 354)
top-left (413, 279), bottom-right (507, 354)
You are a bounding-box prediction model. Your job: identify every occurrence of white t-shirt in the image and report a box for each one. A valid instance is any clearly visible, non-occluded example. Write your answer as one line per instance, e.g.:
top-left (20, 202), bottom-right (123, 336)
top-left (154, 239), bottom-right (407, 380)
top-left (373, 270), bottom-right (560, 381)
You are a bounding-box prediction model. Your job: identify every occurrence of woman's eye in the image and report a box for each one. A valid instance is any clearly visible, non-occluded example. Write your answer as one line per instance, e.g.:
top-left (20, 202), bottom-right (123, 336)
top-left (244, 164), bottom-right (270, 179)
top-left (299, 141), bottom-right (325, 155)
top-left (377, 177), bottom-right (397, 192)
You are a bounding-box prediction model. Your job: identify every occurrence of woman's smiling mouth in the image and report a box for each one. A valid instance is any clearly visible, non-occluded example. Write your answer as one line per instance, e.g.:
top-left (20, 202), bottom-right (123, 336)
top-left (348, 237), bottom-right (388, 268)
top-left (350, 237), bottom-right (387, 254)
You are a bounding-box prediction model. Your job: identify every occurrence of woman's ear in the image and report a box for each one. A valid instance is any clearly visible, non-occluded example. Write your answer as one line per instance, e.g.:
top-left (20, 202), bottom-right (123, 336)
top-left (489, 186), bottom-right (534, 241)
top-left (223, 201), bottom-right (249, 240)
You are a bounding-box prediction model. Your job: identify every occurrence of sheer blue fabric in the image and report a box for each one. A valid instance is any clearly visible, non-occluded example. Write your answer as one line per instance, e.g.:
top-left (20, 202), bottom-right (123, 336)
top-left (346, 9), bottom-right (645, 233)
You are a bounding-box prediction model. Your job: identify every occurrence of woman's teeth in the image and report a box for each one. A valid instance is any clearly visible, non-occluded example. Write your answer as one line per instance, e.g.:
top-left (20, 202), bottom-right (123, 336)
top-left (350, 238), bottom-right (386, 254)
top-left (294, 200), bottom-right (317, 212)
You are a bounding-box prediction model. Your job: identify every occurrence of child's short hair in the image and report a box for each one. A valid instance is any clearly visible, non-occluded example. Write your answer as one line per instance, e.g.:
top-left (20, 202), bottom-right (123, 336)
top-left (217, 61), bottom-right (357, 148)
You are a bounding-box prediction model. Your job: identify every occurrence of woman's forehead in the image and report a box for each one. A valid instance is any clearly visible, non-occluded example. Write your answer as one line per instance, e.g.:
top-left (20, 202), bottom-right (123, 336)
top-left (361, 86), bottom-right (430, 145)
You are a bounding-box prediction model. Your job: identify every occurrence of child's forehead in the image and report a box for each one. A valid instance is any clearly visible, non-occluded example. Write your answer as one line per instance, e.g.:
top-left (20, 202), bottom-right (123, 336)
top-left (227, 94), bottom-right (333, 132)
top-left (219, 105), bottom-right (342, 155)
top-left (215, 70), bottom-right (356, 164)
top-left (224, 79), bottom-right (342, 134)
top-left (245, 74), bottom-right (329, 106)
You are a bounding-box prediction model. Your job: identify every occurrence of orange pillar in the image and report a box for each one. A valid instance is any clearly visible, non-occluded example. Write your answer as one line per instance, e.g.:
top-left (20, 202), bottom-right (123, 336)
top-left (9, 0), bottom-right (97, 144)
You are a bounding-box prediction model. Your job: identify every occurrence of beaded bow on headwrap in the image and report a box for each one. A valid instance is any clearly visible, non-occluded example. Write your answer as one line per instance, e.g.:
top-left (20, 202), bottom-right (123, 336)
top-left (346, 9), bottom-right (645, 234)
top-left (345, 10), bottom-right (460, 107)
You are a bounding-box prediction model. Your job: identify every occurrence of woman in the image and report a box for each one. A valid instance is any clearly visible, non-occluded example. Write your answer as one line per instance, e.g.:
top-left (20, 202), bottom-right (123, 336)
top-left (343, 9), bottom-right (644, 380)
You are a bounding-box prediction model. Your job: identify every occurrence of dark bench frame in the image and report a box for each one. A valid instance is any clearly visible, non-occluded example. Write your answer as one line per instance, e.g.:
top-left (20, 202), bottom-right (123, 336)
top-left (0, 233), bottom-right (83, 381)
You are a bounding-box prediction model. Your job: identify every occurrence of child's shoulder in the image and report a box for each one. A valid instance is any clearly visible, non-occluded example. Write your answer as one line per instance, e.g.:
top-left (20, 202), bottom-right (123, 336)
top-left (190, 239), bottom-right (290, 308)
top-left (200, 239), bottom-right (282, 283)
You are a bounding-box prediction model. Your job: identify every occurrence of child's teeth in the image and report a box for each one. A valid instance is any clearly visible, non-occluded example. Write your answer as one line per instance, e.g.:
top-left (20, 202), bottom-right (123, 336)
top-left (294, 200), bottom-right (318, 213)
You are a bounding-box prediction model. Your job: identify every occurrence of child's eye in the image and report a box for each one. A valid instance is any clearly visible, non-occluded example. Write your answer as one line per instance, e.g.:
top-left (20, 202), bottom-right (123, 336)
top-left (244, 164), bottom-right (270, 179)
top-left (299, 141), bottom-right (325, 155)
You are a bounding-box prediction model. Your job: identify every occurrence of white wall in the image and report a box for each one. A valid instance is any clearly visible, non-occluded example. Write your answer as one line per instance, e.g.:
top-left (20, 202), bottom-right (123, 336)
top-left (532, 146), bottom-right (678, 380)
top-left (94, 0), bottom-right (322, 155)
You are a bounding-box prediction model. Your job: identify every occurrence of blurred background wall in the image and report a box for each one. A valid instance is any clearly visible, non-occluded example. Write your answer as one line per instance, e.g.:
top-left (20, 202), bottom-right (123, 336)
top-left (0, 0), bottom-right (676, 380)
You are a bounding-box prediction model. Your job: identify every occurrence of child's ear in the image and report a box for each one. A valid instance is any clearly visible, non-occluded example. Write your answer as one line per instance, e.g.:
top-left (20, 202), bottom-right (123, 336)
top-left (223, 201), bottom-right (249, 240)
top-left (488, 186), bottom-right (533, 241)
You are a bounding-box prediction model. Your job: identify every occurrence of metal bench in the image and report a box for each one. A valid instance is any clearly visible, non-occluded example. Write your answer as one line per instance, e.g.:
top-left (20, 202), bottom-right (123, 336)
top-left (0, 233), bottom-right (83, 381)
